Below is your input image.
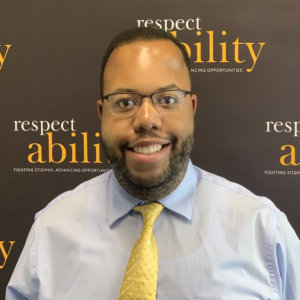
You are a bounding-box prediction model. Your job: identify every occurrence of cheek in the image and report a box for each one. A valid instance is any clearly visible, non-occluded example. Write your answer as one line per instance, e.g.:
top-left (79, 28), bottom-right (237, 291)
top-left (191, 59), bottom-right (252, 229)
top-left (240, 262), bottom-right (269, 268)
top-left (101, 114), bottom-right (131, 149)
top-left (101, 114), bottom-right (118, 147)
top-left (164, 110), bottom-right (194, 138)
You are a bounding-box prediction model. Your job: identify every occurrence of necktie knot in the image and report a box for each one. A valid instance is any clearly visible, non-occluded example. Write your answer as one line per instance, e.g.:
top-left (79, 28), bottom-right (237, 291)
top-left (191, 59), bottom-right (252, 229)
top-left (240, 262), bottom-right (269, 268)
top-left (134, 202), bottom-right (164, 229)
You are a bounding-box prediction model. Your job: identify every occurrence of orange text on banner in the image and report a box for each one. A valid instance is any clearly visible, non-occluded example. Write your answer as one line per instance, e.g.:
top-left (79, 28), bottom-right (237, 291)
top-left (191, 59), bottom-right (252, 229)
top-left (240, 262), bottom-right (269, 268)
top-left (0, 45), bottom-right (12, 71)
top-left (0, 241), bottom-right (15, 269)
top-left (28, 132), bottom-right (102, 164)
top-left (170, 31), bottom-right (265, 72)
top-left (280, 145), bottom-right (300, 166)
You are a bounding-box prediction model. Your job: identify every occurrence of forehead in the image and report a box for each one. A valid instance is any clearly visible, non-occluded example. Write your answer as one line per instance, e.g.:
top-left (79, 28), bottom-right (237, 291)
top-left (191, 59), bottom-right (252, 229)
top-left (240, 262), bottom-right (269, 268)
top-left (103, 40), bottom-right (191, 93)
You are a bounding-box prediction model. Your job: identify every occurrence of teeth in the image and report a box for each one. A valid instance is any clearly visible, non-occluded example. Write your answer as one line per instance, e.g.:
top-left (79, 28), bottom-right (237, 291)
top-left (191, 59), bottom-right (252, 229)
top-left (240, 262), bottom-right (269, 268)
top-left (133, 144), bottom-right (163, 155)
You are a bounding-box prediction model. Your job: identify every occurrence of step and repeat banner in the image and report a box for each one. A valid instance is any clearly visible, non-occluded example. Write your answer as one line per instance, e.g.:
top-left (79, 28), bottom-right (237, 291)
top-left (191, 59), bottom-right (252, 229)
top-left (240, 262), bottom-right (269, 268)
top-left (1, 0), bottom-right (299, 296)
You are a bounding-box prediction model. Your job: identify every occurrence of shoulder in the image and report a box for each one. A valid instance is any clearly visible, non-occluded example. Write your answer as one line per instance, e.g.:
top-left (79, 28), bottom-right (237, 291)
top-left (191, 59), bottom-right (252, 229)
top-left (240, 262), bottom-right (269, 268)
top-left (191, 164), bottom-right (285, 242)
top-left (35, 170), bottom-right (113, 221)
top-left (192, 164), bottom-right (280, 214)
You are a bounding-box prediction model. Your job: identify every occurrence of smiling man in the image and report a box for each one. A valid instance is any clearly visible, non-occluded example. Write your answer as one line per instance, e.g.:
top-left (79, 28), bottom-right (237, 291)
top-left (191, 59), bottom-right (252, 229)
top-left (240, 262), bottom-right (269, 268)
top-left (6, 28), bottom-right (300, 300)
top-left (99, 35), bottom-right (196, 201)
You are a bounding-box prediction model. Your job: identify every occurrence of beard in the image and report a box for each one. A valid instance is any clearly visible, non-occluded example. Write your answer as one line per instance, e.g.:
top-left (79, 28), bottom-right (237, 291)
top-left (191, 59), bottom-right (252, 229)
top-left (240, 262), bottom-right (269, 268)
top-left (101, 132), bottom-right (194, 201)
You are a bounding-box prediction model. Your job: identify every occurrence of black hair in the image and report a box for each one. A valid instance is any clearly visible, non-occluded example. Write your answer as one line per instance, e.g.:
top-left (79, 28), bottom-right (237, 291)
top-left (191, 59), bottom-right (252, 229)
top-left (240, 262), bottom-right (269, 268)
top-left (100, 27), bottom-right (191, 97)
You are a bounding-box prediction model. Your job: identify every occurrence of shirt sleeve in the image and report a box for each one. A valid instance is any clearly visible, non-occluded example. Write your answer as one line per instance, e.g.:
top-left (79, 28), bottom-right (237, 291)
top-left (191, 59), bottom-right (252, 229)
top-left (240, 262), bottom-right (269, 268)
top-left (5, 223), bottom-right (39, 300)
top-left (275, 213), bottom-right (300, 300)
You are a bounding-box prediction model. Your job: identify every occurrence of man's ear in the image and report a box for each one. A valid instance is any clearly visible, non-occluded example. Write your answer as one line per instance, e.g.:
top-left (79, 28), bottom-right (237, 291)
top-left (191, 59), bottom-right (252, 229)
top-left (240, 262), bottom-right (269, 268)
top-left (191, 94), bottom-right (197, 115)
top-left (97, 99), bottom-right (104, 119)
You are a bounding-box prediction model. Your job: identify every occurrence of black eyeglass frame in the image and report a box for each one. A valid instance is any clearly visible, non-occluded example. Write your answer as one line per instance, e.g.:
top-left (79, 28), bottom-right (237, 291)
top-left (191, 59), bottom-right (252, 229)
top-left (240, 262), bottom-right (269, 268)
top-left (102, 89), bottom-right (192, 107)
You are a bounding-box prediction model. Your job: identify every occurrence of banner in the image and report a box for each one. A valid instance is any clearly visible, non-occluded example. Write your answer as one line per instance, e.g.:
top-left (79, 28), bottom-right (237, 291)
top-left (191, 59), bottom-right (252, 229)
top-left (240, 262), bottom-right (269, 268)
top-left (1, 0), bottom-right (299, 296)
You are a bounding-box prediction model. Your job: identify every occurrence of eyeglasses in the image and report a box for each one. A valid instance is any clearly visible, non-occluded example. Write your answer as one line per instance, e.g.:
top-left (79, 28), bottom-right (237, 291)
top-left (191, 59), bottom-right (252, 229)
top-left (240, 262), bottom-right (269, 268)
top-left (103, 89), bottom-right (192, 116)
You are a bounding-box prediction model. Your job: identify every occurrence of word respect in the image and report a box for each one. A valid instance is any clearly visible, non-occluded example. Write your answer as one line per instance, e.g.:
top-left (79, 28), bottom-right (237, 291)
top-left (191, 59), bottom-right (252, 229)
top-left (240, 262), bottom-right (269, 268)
top-left (13, 119), bottom-right (76, 136)
top-left (266, 121), bottom-right (300, 137)
top-left (137, 17), bottom-right (202, 31)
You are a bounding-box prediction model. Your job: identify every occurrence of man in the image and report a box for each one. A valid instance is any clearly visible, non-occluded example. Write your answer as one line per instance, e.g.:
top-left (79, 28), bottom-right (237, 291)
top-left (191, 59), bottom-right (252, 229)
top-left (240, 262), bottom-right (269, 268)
top-left (6, 28), bottom-right (300, 300)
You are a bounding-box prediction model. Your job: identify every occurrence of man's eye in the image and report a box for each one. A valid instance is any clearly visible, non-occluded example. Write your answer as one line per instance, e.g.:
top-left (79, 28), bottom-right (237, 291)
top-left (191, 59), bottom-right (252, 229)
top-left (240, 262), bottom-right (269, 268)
top-left (116, 98), bottom-right (136, 109)
top-left (159, 96), bottom-right (177, 106)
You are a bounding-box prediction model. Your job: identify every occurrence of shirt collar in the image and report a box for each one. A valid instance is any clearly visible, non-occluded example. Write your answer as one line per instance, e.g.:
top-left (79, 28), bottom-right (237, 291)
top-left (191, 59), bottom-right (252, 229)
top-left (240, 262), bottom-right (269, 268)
top-left (108, 160), bottom-right (197, 227)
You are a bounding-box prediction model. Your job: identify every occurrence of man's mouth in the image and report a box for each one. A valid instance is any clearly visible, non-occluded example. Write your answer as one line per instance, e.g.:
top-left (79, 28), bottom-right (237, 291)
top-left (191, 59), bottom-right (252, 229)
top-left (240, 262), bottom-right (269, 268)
top-left (127, 144), bottom-right (169, 155)
top-left (123, 138), bottom-right (174, 171)
top-left (132, 144), bottom-right (162, 154)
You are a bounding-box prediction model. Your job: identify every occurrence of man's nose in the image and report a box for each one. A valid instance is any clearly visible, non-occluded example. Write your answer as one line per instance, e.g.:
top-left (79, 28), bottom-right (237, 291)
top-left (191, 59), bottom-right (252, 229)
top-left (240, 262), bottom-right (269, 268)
top-left (132, 98), bottom-right (162, 132)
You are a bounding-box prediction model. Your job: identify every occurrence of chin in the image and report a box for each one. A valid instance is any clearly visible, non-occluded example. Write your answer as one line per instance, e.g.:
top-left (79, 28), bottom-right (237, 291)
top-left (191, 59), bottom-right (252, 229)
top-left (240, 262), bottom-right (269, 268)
top-left (127, 167), bottom-right (169, 188)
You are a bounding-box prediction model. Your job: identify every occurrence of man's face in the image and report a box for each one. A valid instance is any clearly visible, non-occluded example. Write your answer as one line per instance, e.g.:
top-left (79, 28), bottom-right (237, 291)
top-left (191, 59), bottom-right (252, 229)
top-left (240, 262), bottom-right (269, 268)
top-left (98, 40), bottom-right (197, 197)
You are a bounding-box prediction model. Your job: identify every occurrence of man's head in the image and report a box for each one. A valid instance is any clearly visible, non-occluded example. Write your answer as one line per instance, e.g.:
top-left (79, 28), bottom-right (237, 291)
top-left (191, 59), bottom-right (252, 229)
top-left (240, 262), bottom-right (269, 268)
top-left (98, 27), bottom-right (197, 200)
top-left (100, 27), bottom-right (191, 98)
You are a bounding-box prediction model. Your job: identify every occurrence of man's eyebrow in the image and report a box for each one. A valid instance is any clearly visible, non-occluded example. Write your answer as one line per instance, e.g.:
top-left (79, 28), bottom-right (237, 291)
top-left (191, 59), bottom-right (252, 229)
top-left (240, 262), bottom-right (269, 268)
top-left (112, 88), bottom-right (137, 93)
top-left (111, 84), bottom-right (181, 94)
top-left (156, 84), bottom-right (180, 91)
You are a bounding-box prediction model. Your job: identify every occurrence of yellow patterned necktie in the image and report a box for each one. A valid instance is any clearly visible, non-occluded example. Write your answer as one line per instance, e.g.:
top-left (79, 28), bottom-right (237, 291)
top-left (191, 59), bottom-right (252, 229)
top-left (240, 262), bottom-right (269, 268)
top-left (118, 202), bottom-right (164, 300)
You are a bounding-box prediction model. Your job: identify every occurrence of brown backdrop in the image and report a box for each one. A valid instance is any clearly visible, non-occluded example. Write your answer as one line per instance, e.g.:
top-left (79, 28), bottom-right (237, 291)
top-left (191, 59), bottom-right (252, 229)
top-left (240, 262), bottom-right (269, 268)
top-left (1, 0), bottom-right (299, 297)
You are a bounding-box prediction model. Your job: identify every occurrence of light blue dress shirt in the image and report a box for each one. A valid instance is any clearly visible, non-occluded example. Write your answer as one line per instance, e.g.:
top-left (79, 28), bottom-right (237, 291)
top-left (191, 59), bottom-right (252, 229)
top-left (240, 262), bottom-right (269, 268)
top-left (6, 162), bottom-right (300, 300)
